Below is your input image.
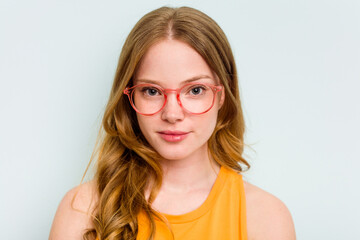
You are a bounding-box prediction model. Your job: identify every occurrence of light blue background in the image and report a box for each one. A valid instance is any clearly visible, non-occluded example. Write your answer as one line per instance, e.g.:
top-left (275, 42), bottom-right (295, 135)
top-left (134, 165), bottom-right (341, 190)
top-left (1, 0), bottom-right (359, 239)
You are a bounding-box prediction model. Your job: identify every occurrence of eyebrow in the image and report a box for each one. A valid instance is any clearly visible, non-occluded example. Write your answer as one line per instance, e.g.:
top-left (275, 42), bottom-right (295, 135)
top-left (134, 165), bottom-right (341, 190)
top-left (134, 75), bottom-right (213, 85)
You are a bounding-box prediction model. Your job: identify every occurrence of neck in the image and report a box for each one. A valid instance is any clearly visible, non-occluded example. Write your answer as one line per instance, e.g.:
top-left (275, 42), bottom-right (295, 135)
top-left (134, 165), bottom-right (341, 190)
top-left (145, 147), bottom-right (221, 203)
top-left (158, 150), bottom-right (221, 192)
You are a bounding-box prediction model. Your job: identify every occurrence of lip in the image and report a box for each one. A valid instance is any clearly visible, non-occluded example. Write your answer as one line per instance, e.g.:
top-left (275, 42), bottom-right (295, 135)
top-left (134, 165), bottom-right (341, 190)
top-left (157, 130), bottom-right (189, 142)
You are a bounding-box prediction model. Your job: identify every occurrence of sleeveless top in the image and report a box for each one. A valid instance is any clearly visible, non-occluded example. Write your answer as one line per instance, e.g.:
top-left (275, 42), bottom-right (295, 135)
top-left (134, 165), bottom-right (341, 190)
top-left (95, 166), bottom-right (247, 240)
top-left (136, 166), bottom-right (247, 240)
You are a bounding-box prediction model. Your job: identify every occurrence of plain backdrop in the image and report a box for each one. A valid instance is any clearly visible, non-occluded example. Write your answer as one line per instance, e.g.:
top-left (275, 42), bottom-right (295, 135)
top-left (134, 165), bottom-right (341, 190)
top-left (0, 0), bottom-right (359, 239)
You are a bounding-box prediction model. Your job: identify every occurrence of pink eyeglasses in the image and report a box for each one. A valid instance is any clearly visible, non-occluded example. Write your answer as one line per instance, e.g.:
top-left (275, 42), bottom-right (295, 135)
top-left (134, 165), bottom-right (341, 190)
top-left (124, 83), bottom-right (223, 116)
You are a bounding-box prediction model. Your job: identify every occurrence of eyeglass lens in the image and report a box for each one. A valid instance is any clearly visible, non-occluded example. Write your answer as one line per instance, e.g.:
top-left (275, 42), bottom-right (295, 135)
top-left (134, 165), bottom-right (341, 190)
top-left (131, 84), bottom-right (215, 115)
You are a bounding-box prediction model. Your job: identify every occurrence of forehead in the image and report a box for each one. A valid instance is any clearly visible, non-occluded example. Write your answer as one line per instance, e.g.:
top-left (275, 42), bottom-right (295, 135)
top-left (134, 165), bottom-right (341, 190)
top-left (134, 39), bottom-right (218, 86)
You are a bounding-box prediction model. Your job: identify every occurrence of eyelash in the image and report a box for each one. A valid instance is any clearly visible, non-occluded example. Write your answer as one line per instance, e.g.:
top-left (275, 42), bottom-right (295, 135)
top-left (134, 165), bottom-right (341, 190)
top-left (141, 87), bottom-right (162, 96)
top-left (135, 83), bottom-right (210, 96)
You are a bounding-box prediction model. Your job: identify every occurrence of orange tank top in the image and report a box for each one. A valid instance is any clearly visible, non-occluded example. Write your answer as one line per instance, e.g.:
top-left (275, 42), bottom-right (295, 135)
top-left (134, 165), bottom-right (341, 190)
top-left (136, 166), bottom-right (248, 240)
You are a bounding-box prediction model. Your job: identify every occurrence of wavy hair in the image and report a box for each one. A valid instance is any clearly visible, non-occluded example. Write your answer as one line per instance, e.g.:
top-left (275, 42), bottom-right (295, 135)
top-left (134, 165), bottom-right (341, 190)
top-left (83, 6), bottom-right (250, 240)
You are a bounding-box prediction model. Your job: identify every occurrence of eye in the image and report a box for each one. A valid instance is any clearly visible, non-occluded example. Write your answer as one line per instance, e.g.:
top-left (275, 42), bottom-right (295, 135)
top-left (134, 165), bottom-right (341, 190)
top-left (141, 87), bottom-right (162, 96)
top-left (188, 85), bottom-right (207, 95)
top-left (191, 87), bottom-right (202, 95)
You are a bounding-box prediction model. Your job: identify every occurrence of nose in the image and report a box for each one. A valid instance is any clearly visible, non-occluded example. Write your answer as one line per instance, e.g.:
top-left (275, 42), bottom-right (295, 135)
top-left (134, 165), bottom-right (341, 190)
top-left (161, 93), bottom-right (185, 123)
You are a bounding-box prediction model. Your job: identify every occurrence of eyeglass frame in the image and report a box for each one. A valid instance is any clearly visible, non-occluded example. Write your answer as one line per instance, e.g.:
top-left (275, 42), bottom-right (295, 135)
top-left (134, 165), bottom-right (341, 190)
top-left (123, 83), bottom-right (223, 116)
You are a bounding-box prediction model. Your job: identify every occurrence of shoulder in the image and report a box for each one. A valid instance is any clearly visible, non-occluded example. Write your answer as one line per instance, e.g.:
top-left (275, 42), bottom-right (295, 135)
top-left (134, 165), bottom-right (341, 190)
top-left (243, 181), bottom-right (296, 240)
top-left (49, 180), bottom-right (98, 240)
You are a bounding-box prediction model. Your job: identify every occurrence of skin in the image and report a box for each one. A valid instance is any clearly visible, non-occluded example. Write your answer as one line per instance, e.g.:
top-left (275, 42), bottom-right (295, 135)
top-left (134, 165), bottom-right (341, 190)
top-left (134, 39), bottom-right (224, 214)
top-left (49, 39), bottom-right (296, 239)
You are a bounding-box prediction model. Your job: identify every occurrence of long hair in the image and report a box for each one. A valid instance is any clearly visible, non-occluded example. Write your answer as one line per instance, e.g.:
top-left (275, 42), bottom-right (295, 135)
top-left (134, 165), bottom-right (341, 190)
top-left (83, 6), bottom-right (250, 240)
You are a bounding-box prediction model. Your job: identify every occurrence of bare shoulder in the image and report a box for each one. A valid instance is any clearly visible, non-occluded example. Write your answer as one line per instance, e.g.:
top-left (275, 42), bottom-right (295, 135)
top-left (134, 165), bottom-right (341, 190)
top-left (49, 180), bottom-right (98, 240)
top-left (243, 181), bottom-right (296, 240)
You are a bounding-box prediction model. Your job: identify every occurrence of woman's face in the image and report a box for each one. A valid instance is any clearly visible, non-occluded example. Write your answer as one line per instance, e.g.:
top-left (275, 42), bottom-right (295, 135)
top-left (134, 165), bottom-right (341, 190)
top-left (133, 39), bottom-right (224, 161)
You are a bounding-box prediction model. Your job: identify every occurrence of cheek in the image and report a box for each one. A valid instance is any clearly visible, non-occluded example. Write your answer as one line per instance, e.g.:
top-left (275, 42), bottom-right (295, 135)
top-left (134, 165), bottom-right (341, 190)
top-left (196, 111), bottom-right (219, 138)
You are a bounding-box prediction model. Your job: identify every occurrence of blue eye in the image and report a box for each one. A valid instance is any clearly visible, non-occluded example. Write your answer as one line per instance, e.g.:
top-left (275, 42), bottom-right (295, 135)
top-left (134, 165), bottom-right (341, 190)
top-left (190, 87), bottom-right (203, 95)
top-left (147, 88), bottom-right (159, 96)
top-left (188, 85), bottom-right (207, 96)
top-left (140, 87), bottom-right (162, 96)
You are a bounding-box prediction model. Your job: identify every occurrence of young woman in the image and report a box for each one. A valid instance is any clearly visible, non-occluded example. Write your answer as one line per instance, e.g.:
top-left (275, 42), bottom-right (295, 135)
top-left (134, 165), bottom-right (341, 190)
top-left (50, 6), bottom-right (296, 240)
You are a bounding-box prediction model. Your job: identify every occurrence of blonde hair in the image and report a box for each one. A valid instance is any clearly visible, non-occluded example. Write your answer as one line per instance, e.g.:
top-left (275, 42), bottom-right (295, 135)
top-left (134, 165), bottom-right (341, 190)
top-left (83, 6), bottom-right (249, 240)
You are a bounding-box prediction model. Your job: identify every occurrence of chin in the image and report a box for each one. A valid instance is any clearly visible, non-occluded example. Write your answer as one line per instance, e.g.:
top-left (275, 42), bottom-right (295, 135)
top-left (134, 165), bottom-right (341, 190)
top-left (158, 152), bottom-right (188, 161)
top-left (156, 148), bottom-right (191, 161)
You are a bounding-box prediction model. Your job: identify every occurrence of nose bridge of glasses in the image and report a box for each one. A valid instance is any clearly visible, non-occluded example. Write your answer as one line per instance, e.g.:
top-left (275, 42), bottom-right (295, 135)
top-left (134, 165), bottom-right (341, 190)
top-left (163, 88), bottom-right (180, 95)
top-left (162, 88), bottom-right (182, 109)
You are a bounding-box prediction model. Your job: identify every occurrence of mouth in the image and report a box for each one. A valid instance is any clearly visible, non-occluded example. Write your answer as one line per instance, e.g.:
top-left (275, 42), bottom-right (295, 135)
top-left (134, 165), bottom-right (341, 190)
top-left (157, 130), bottom-right (190, 142)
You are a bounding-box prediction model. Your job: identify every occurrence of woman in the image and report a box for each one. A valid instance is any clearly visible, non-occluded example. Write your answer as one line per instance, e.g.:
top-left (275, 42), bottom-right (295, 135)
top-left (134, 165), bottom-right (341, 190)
top-left (50, 6), bottom-right (296, 240)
